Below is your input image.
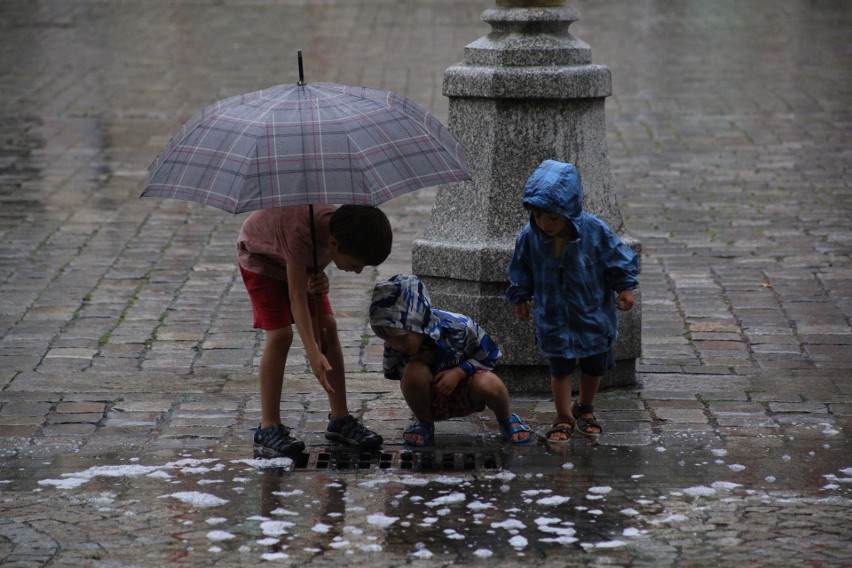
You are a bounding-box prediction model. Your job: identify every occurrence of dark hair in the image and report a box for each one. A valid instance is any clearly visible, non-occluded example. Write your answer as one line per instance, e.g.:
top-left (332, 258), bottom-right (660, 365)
top-left (523, 202), bottom-right (553, 215)
top-left (329, 205), bottom-right (393, 266)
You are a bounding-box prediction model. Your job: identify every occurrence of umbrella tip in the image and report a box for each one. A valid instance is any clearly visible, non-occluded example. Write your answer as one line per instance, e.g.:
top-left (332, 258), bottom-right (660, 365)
top-left (297, 50), bottom-right (305, 85)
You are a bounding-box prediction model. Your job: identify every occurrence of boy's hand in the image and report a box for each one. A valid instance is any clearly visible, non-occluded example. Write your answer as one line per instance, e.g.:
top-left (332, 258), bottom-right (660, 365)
top-left (309, 352), bottom-right (335, 394)
top-left (308, 271), bottom-right (329, 295)
top-left (433, 367), bottom-right (465, 397)
top-left (616, 290), bottom-right (635, 311)
top-left (514, 301), bottom-right (529, 320)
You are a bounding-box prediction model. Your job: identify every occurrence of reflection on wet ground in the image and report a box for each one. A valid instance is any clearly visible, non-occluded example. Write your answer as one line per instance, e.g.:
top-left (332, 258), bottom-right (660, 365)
top-left (3, 434), bottom-right (849, 566)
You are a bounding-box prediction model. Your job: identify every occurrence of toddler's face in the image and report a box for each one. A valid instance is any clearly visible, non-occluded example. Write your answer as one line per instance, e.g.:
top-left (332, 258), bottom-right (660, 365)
top-left (532, 211), bottom-right (572, 238)
top-left (385, 331), bottom-right (425, 355)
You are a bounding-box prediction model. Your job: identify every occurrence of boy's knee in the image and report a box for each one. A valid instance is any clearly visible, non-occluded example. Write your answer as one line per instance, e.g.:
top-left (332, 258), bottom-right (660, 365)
top-left (401, 360), bottom-right (432, 383)
top-left (265, 327), bottom-right (293, 350)
top-left (472, 372), bottom-right (507, 396)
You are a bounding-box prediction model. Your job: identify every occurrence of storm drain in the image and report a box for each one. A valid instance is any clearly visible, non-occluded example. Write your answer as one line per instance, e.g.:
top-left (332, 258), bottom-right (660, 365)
top-left (292, 449), bottom-right (501, 472)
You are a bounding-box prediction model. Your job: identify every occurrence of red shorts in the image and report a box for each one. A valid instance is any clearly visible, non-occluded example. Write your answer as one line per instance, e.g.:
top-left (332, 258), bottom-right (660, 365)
top-left (239, 266), bottom-right (333, 330)
top-left (430, 371), bottom-right (488, 421)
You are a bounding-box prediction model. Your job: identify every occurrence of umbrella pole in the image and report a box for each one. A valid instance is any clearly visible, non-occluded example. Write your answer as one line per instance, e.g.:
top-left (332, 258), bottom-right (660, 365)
top-left (308, 204), bottom-right (327, 354)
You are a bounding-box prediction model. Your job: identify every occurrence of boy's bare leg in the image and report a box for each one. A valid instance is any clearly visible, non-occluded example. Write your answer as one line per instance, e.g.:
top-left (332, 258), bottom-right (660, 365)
top-left (577, 374), bottom-right (602, 434)
top-left (318, 314), bottom-right (350, 419)
top-left (550, 375), bottom-right (574, 441)
top-left (400, 361), bottom-right (434, 444)
top-left (469, 372), bottom-right (530, 442)
top-left (259, 327), bottom-right (293, 428)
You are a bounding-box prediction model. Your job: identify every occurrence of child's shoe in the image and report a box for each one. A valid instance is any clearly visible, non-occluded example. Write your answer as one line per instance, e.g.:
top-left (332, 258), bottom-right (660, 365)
top-left (572, 402), bottom-right (602, 438)
top-left (253, 423), bottom-right (305, 458)
top-left (500, 413), bottom-right (535, 444)
top-left (403, 420), bottom-right (435, 447)
top-left (325, 414), bottom-right (383, 449)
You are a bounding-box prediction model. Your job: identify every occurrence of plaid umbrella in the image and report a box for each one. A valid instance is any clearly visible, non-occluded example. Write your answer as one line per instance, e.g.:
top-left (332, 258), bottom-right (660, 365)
top-left (141, 80), bottom-right (470, 213)
top-left (141, 55), bottom-right (470, 355)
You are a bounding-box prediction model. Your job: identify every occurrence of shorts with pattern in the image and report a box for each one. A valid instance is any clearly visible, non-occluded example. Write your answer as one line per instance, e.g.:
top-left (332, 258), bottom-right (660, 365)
top-left (430, 370), bottom-right (488, 421)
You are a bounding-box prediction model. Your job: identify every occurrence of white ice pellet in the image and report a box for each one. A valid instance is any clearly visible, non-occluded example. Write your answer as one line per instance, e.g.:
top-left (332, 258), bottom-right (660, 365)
top-left (367, 514), bottom-right (399, 527)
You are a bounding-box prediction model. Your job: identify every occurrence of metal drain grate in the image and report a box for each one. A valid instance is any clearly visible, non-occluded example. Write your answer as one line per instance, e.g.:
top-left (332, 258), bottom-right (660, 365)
top-left (292, 449), bottom-right (501, 472)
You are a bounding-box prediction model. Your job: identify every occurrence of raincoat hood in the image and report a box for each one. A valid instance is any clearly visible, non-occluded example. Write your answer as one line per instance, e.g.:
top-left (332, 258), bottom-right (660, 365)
top-left (369, 274), bottom-right (440, 341)
top-left (522, 160), bottom-right (583, 230)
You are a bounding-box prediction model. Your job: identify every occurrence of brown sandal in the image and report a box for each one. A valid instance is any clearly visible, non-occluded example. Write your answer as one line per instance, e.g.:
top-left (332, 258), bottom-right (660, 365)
top-left (572, 402), bottom-right (602, 437)
top-left (545, 415), bottom-right (575, 444)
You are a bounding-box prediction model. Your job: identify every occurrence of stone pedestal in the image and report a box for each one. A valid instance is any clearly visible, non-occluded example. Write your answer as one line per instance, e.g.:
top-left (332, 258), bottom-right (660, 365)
top-left (412, 1), bottom-right (641, 394)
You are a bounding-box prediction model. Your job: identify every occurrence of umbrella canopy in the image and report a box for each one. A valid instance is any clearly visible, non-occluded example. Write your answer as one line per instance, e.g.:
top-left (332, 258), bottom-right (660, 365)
top-left (141, 82), bottom-right (470, 213)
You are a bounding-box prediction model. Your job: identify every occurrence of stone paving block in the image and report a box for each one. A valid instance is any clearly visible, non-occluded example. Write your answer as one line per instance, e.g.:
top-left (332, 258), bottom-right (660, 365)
top-left (157, 426), bottom-right (229, 439)
top-left (105, 412), bottom-right (162, 427)
top-left (0, 415), bottom-right (44, 426)
top-left (0, 402), bottom-right (52, 417)
top-left (654, 408), bottom-right (708, 423)
top-left (767, 402), bottom-right (829, 414)
top-left (40, 423), bottom-right (97, 437)
top-left (708, 401), bottom-right (768, 415)
top-left (0, 425), bottom-right (39, 438)
top-left (55, 402), bottom-right (106, 414)
top-left (113, 400), bottom-right (173, 413)
top-left (47, 413), bottom-right (102, 424)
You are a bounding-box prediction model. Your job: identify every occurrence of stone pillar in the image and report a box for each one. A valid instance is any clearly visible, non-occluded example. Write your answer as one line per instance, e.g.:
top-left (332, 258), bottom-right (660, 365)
top-left (412, 0), bottom-right (641, 393)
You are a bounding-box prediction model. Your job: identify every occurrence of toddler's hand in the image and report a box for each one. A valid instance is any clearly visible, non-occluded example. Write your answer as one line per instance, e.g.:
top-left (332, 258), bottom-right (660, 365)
top-left (616, 290), bottom-right (635, 311)
top-left (433, 368), bottom-right (464, 397)
top-left (514, 301), bottom-right (529, 320)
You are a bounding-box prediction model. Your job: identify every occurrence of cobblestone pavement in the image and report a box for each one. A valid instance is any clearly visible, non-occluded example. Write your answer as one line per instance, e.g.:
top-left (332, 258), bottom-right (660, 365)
top-left (0, 1), bottom-right (850, 566)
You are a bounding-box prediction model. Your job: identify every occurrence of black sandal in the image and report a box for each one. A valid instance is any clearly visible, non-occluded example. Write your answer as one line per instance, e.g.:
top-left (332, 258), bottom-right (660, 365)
top-left (572, 402), bottom-right (602, 437)
top-left (545, 415), bottom-right (575, 444)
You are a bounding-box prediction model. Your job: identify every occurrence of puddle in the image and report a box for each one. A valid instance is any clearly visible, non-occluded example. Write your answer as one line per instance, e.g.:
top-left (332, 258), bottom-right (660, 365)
top-left (1, 438), bottom-right (850, 565)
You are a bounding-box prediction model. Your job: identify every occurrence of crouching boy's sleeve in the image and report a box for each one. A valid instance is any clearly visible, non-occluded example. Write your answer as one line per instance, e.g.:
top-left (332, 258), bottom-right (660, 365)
top-left (382, 346), bottom-right (405, 381)
top-left (457, 317), bottom-right (501, 377)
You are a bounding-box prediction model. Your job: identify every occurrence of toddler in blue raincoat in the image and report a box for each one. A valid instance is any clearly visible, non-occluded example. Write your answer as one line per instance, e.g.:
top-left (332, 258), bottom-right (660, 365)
top-left (506, 160), bottom-right (639, 443)
top-left (370, 274), bottom-right (533, 447)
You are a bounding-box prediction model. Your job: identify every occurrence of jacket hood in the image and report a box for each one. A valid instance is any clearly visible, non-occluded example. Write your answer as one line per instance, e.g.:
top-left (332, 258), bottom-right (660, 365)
top-left (369, 274), bottom-right (439, 340)
top-left (522, 160), bottom-right (584, 226)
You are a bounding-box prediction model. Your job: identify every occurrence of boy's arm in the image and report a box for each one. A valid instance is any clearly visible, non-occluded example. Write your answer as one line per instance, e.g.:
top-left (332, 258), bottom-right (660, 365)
top-left (286, 263), bottom-right (334, 394)
top-left (600, 226), bottom-right (640, 293)
top-left (506, 230), bottom-right (534, 306)
top-left (457, 318), bottom-right (501, 377)
top-left (432, 318), bottom-right (500, 397)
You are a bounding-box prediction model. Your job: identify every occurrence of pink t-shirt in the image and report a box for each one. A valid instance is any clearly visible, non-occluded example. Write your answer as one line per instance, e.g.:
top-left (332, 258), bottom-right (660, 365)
top-left (237, 205), bottom-right (337, 282)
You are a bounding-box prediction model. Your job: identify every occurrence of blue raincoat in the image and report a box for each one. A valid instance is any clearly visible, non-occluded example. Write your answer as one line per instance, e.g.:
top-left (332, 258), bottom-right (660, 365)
top-left (506, 160), bottom-right (639, 359)
top-left (370, 274), bottom-right (501, 381)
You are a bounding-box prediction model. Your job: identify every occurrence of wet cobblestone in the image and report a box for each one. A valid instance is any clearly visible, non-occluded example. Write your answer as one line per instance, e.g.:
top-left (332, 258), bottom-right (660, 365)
top-left (1, 0), bottom-right (851, 566)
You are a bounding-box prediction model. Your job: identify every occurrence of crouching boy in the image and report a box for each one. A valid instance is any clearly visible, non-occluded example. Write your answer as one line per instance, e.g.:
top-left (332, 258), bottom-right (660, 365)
top-left (369, 274), bottom-right (533, 447)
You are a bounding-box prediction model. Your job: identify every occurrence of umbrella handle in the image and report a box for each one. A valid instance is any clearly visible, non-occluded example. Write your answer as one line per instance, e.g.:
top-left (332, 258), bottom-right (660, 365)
top-left (307, 203), bottom-right (326, 353)
top-left (297, 50), bottom-right (305, 85)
